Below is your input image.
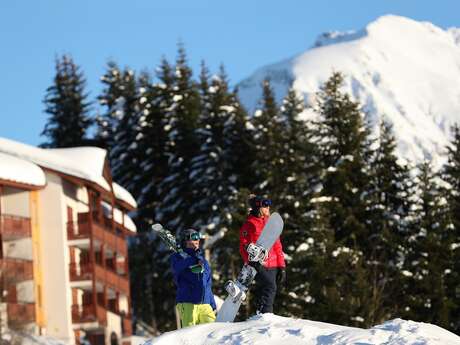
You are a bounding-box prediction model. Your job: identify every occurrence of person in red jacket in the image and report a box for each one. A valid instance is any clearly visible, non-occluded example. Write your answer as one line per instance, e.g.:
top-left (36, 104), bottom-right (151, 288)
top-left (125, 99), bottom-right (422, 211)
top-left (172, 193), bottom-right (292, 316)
top-left (239, 195), bottom-right (286, 314)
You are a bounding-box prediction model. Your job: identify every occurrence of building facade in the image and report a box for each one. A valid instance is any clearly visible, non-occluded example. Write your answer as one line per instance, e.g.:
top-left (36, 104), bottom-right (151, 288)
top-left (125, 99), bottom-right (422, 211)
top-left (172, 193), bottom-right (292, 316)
top-left (0, 138), bottom-right (137, 345)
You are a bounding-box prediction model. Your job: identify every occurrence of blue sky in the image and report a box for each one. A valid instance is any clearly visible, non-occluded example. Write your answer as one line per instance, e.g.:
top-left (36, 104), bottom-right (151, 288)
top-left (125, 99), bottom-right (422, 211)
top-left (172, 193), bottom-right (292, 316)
top-left (1, 0), bottom-right (458, 146)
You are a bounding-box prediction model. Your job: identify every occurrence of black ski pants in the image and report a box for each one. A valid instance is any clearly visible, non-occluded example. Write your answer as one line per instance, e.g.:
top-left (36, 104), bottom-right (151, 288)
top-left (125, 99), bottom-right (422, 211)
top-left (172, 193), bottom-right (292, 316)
top-left (254, 266), bottom-right (278, 313)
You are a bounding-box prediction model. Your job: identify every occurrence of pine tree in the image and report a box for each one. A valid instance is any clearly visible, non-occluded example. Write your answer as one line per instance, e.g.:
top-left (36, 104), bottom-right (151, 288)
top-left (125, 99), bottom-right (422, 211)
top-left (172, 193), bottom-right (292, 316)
top-left (364, 120), bottom-right (414, 324)
top-left (302, 72), bottom-right (375, 327)
top-left (402, 162), bottom-right (453, 329)
top-left (97, 62), bottom-right (141, 192)
top-left (156, 45), bottom-right (201, 230)
top-left (274, 88), bottom-right (319, 247)
top-left (136, 59), bottom-right (174, 227)
top-left (41, 55), bottom-right (92, 148)
top-left (441, 124), bottom-right (460, 333)
top-left (312, 72), bottom-right (372, 247)
top-left (128, 61), bottom-right (180, 333)
top-left (95, 61), bottom-right (124, 148)
top-left (250, 79), bottom-right (282, 193)
top-left (300, 196), bottom-right (368, 325)
top-left (111, 69), bottom-right (141, 192)
top-left (270, 88), bottom-right (321, 316)
top-left (190, 64), bottom-right (251, 228)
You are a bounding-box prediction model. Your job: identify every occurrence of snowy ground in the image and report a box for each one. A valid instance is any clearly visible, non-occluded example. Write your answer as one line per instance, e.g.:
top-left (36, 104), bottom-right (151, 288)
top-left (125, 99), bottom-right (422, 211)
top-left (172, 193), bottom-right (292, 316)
top-left (148, 314), bottom-right (460, 345)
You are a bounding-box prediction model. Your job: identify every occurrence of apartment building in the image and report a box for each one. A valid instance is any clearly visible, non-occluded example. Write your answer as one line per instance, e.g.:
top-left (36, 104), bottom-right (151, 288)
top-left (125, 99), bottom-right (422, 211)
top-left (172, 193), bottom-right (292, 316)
top-left (0, 137), bottom-right (137, 345)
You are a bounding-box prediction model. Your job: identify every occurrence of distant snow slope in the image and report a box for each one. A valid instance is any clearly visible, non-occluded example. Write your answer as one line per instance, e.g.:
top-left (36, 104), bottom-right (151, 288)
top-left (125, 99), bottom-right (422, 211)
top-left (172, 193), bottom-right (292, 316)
top-left (237, 15), bottom-right (460, 167)
top-left (148, 314), bottom-right (460, 345)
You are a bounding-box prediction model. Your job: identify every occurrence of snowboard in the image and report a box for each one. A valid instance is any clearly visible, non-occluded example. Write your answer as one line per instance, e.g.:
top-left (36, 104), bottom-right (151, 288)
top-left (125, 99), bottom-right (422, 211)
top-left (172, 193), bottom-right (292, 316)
top-left (216, 212), bottom-right (284, 322)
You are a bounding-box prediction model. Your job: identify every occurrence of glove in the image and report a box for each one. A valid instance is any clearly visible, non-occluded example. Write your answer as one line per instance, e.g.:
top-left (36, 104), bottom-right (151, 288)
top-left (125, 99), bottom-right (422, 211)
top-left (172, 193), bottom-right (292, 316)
top-left (248, 261), bottom-right (262, 272)
top-left (276, 268), bottom-right (286, 288)
top-left (189, 260), bottom-right (204, 274)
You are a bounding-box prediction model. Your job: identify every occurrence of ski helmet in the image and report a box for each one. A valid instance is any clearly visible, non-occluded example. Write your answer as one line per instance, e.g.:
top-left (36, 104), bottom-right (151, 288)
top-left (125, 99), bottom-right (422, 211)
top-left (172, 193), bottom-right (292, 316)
top-left (249, 195), bottom-right (272, 215)
top-left (179, 228), bottom-right (201, 247)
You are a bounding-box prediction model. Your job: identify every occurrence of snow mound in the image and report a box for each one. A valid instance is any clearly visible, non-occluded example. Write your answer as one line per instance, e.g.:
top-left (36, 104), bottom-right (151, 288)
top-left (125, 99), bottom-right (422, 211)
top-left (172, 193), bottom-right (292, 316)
top-left (147, 314), bottom-right (460, 345)
top-left (237, 15), bottom-right (460, 167)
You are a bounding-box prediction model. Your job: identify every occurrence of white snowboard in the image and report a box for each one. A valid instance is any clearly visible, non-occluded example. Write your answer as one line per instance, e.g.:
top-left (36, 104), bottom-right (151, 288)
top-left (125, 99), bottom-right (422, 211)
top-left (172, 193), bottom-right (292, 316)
top-left (216, 212), bottom-right (284, 322)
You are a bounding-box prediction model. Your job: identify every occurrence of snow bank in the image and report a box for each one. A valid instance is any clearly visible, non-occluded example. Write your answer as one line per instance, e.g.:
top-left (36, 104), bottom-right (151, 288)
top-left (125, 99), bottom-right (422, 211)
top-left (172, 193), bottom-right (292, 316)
top-left (0, 152), bottom-right (46, 187)
top-left (148, 314), bottom-right (460, 345)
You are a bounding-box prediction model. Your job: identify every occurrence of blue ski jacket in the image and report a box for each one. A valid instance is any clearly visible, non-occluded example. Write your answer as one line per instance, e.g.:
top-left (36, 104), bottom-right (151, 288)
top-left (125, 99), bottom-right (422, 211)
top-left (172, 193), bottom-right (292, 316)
top-left (170, 248), bottom-right (216, 310)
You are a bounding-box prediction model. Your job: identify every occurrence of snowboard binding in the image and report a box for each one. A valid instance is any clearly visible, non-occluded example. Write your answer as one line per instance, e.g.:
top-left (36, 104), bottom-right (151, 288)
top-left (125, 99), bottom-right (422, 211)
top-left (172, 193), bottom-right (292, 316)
top-left (247, 243), bottom-right (269, 263)
top-left (224, 281), bottom-right (247, 302)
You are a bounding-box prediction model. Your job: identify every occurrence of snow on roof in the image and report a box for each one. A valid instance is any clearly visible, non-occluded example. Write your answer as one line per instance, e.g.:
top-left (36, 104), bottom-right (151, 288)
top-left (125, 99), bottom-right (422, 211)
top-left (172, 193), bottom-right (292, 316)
top-left (151, 313), bottom-right (460, 345)
top-left (113, 182), bottom-right (137, 208)
top-left (0, 137), bottom-right (111, 189)
top-left (114, 208), bottom-right (137, 232)
top-left (47, 146), bottom-right (111, 190)
top-left (0, 152), bottom-right (46, 188)
top-left (0, 137), bottom-right (136, 210)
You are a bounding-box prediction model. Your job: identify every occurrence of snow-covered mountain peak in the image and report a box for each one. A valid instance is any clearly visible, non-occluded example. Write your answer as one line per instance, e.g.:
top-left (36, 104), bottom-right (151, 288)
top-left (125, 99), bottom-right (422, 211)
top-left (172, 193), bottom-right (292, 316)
top-left (237, 15), bottom-right (460, 167)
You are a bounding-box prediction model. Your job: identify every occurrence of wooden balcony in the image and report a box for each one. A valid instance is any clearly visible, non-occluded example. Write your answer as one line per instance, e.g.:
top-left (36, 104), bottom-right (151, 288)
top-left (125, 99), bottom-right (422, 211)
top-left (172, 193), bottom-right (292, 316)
top-left (69, 262), bottom-right (129, 295)
top-left (92, 222), bottom-right (128, 257)
top-left (67, 213), bottom-right (128, 257)
top-left (1, 258), bottom-right (33, 283)
top-left (94, 264), bottom-right (130, 295)
top-left (71, 304), bottom-right (107, 325)
top-left (69, 262), bottom-right (93, 281)
top-left (67, 220), bottom-right (91, 240)
top-left (0, 214), bottom-right (31, 240)
top-left (7, 302), bottom-right (36, 325)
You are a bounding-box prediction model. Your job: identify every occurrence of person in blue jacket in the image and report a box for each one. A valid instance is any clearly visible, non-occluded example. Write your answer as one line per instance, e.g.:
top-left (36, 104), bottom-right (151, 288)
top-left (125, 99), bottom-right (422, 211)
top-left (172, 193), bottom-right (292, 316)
top-left (170, 228), bottom-right (216, 327)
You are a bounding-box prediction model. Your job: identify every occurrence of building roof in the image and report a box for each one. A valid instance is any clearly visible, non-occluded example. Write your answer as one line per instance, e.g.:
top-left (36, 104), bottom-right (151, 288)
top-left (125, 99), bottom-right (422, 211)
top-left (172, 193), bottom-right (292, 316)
top-left (0, 137), bottom-right (137, 209)
top-left (0, 152), bottom-right (46, 188)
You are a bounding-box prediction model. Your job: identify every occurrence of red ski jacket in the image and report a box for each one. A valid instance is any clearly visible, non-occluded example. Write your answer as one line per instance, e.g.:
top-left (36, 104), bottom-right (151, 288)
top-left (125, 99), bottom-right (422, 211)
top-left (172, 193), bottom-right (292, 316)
top-left (239, 214), bottom-right (286, 268)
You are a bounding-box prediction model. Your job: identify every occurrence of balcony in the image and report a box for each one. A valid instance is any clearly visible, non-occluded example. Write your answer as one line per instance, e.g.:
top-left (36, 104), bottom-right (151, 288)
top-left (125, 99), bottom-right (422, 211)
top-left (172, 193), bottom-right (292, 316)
top-left (69, 262), bottom-right (93, 281)
top-left (71, 304), bottom-right (107, 325)
top-left (1, 258), bottom-right (33, 283)
top-left (67, 213), bottom-right (128, 257)
top-left (7, 302), bottom-right (36, 325)
top-left (0, 214), bottom-right (31, 240)
top-left (69, 262), bottom-right (129, 295)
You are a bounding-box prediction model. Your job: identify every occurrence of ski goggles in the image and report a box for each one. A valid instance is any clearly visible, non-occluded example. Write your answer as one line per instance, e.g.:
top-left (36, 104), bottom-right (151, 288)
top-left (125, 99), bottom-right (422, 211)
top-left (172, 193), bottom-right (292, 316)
top-left (185, 232), bottom-right (201, 241)
top-left (254, 198), bottom-right (272, 208)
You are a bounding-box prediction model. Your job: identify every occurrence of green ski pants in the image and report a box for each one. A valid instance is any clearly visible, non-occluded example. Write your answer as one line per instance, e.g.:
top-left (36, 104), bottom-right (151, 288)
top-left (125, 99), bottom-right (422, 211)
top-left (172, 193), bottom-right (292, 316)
top-left (177, 303), bottom-right (216, 327)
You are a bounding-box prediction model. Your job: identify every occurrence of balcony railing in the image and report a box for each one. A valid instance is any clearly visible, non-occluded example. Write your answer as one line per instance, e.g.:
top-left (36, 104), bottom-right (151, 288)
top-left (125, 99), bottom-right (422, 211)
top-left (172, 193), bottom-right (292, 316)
top-left (69, 262), bottom-right (129, 296)
top-left (7, 302), bottom-right (36, 325)
top-left (94, 264), bottom-right (130, 295)
top-left (1, 258), bottom-right (34, 283)
top-left (67, 213), bottom-right (128, 257)
top-left (71, 304), bottom-right (107, 325)
top-left (0, 214), bottom-right (32, 240)
top-left (69, 262), bottom-right (93, 281)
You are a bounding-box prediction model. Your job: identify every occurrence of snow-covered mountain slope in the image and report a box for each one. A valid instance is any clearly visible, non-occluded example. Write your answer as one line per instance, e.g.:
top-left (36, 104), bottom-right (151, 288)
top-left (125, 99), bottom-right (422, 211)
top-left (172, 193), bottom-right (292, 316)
top-left (237, 15), bottom-right (460, 166)
top-left (148, 314), bottom-right (460, 345)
